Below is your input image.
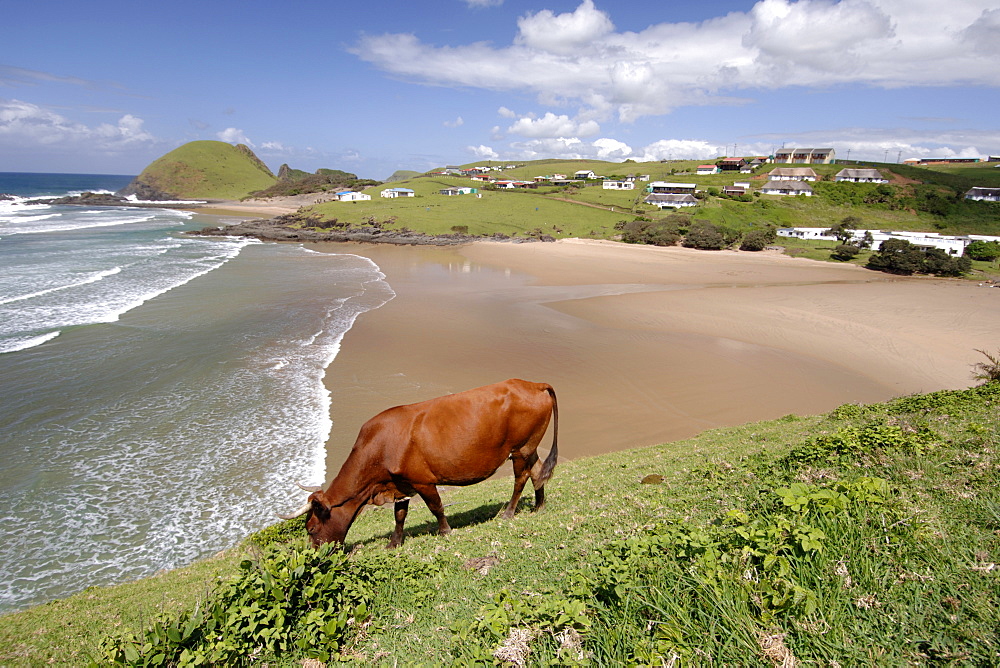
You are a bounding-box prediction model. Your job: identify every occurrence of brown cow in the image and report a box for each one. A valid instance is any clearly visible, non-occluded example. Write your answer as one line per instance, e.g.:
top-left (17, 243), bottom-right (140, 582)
top-left (279, 378), bottom-right (559, 548)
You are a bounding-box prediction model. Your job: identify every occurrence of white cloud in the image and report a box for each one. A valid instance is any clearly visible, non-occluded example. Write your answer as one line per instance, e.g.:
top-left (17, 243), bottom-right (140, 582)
top-left (468, 144), bottom-right (499, 159)
top-left (514, 0), bottom-right (614, 56)
top-left (497, 106), bottom-right (516, 118)
top-left (0, 98), bottom-right (155, 149)
top-left (261, 141), bottom-right (286, 151)
top-left (634, 139), bottom-right (725, 162)
top-left (507, 112), bottom-right (600, 138)
top-left (463, 0), bottom-right (503, 7)
top-left (353, 1), bottom-right (1000, 126)
top-left (444, 116), bottom-right (464, 128)
top-left (217, 127), bottom-right (253, 145)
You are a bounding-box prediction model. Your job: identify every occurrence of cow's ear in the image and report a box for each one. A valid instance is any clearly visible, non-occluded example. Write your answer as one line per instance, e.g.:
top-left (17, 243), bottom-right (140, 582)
top-left (310, 498), bottom-right (330, 520)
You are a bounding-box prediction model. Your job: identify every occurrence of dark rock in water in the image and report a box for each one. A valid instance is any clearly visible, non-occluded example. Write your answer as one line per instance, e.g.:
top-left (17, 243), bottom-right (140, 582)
top-left (29, 191), bottom-right (130, 206)
top-left (116, 178), bottom-right (177, 201)
top-left (188, 212), bottom-right (542, 247)
top-left (0, 193), bottom-right (14, 201)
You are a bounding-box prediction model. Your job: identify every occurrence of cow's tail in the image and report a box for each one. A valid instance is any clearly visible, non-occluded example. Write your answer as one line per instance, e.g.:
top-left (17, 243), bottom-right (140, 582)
top-left (534, 385), bottom-right (559, 489)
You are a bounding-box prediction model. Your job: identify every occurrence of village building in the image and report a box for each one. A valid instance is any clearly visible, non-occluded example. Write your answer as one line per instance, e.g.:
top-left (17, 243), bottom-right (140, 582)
top-left (602, 180), bottom-right (635, 190)
top-left (717, 157), bottom-right (747, 171)
top-left (647, 181), bottom-right (697, 194)
top-left (835, 168), bottom-right (887, 183)
top-left (697, 164), bottom-right (720, 175)
top-left (335, 191), bottom-right (371, 202)
top-left (777, 228), bottom-right (1000, 255)
top-left (644, 193), bottom-right (698, 209)
top-left (773, 148), bottom-right (836, 164)
top-left (574, 170), bottom-right (598, 179)
top-left (964, 187), bottom-right (1000, 202)
top-left (760, 180), bottom-right (814, 196)
top-left (767, 167), bottom-right (818, 181)
top-left (439, 186), bottom-right (479, 196)
top-left (380, 187), bottom-right (415, 198)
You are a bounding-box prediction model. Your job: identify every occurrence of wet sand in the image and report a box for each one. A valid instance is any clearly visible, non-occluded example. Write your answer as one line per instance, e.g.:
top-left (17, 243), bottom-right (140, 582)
top-left (312, 239), bottom-right (999, 474)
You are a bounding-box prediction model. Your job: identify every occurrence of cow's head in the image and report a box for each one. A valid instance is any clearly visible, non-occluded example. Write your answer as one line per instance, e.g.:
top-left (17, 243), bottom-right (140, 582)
top-left (277, 485), bottom-right (354, 547)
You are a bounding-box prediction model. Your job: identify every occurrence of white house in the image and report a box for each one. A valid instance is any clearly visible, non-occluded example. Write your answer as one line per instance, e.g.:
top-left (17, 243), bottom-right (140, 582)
top-left (697, 164), bottom-right (720, 175)
top-left (776, 227), bottom-right (1000, 255)
top-left (767, 167), bottom-right (818, 181)
top-left (835, 169), bottom-right (887, 183)
top-left (439, 187), bottom-right (478, 196)
top-left (574, 169), bottom-right (597, 179)
top-left (965, 187), bottom-right (1000, 202)
top-left (760, 180), bottom-right (813, 196)
top-left (644, 193), bottom-right (698, 209)
top-left (335, 191), bottom-right (371, 202)
top-left (773, 148), bottom-right (836, 164)
top-left (380, 187), bottom-right (414, 198)
top-left (602, 180), bottom-right (635, 190)
top-left (647, 181), bottom-right (697, 194)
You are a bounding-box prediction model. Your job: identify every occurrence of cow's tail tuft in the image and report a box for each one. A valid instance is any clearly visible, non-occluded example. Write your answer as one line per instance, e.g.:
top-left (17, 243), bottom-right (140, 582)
top-left (535, 385), bottom-right (559, 489)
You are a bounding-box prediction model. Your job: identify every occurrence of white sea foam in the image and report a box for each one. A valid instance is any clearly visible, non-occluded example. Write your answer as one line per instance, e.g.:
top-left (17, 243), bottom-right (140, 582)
top-left (0, 267), bottom-right (123, 306)
top-left (0, 331), bottom-right (60, 354)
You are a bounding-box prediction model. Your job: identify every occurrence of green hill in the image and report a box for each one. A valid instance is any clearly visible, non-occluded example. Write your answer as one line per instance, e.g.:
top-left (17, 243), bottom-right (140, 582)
top-left (3, 380), bottom-right (998, 665)
top-left (119, 140), bottom-right (277, 200)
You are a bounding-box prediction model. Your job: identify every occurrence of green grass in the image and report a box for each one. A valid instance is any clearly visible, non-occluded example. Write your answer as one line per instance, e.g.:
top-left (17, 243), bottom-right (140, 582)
top-left (309, 177), bottom-right (627, 239)
top-left (4, 381), bottom-right (999, 666)
top-left (289, 159), bottom-right (1000, 245)
top-left (137, 140), bottom-right (276, 199)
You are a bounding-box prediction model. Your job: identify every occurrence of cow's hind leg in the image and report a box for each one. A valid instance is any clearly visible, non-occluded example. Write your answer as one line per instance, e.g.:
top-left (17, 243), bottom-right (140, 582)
top-left (388, 498), bottom-right (410, 548)
top-left (413, 484), bottom-right (452, 536)
top-left (501, 455), bottom-right (533, 519)
top-left (527, 452), bottom-right (548, 512)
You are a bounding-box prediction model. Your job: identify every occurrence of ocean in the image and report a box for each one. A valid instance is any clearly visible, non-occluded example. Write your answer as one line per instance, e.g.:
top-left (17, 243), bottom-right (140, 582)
top-left (0, 173), bottom-right (394, 613)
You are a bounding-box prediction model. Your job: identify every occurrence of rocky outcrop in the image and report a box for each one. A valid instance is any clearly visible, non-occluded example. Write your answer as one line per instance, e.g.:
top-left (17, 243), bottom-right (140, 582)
top-left (115, 178), bottom-right (178, 201)
top-left (188, 213), bottom-right (552, 246)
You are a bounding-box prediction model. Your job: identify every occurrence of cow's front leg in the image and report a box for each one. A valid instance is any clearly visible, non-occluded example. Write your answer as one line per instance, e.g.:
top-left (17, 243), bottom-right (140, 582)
top-left (413, 484), bottom-right (451, 536)
top-left (388, 498), bottom-right (410, 548)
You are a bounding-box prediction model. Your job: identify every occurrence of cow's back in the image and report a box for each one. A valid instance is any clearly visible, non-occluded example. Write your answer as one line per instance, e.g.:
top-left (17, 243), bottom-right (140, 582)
top-left (369, 379), bottom-right (554, 485)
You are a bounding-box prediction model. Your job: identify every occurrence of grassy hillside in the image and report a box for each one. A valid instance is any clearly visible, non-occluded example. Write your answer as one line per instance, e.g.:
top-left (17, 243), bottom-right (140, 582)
top-left (296, 159), bottom-right (1000, 248)
top-left (131, 140), bottom-right (276, 199)
top-left (3, 378), bottom-right (998, 665)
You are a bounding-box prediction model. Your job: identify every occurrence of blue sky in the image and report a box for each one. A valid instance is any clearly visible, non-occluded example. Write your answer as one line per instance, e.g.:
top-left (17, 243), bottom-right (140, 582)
top-left (3, 0), bottom-right (999, 179)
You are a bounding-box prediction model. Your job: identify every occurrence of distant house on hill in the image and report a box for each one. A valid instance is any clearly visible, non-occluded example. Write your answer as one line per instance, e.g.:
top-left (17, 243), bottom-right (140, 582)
top-left (602, 180), bottom-right (634, 190)
top-left (439, 187), bottom-right (478, 196)
top-left (380, 187), bottom-right (414, 198)
top-left (965, 187), bottom-right (1000, 202)
top-left (722, 185), bottom-right (747, 196)
top-left (644, 193), bottom-right (698, 209)
top-left (835, 169), bottom-right (887, 183)
top-left (335, 191), bottom-right (371, 202)
top-left (774, 147), bottom-right (835, 164)
top-left (760, 180), bottom-right (813, 196)
top-left (767, 167), bottom-right (818, 181)
top-left (718, 157), bottom-right (747, 171)
top-left (574, 169), bottom-right (598, 179)
top-left (697, 164), bottom-right (720, 175)
top-left (647, 181), bottom-right (697, 194)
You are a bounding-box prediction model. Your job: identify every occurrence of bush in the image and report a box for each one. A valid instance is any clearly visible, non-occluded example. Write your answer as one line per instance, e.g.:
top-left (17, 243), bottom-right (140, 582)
top-left (965, 240), bottom-right (1000, 261)
top-left (683, 221), bottom-right (728, 250)
top-left (621, 219), bottom-right (682, 246)
top-left (831, 244), bottom-right (860, 261)
top-left (739, 228), bottom-right (776, 252)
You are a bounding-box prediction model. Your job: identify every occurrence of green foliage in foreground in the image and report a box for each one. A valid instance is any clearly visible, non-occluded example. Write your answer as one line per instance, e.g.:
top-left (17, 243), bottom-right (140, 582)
top-left (75, 381), bottom-right (1000, 666)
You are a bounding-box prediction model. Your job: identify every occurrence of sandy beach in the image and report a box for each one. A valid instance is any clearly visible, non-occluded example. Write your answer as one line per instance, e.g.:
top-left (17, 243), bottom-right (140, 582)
top-left (308, 238), bottom-right (1000, 475)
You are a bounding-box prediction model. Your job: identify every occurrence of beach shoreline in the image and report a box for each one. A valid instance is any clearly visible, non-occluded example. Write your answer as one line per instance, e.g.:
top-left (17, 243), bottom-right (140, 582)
top-left (305, 238), bottom-right (999, 478)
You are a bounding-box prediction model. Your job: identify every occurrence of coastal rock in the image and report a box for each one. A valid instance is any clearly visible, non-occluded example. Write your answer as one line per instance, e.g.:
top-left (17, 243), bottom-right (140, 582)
top-left (27, 191), bottom-right (130, 206)
top-left (116, 178), bottom-right (177, 201)
top-left (189, 214), bottom-right (539, 246)
top-left (0, 193), bottom-right (14, 201)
